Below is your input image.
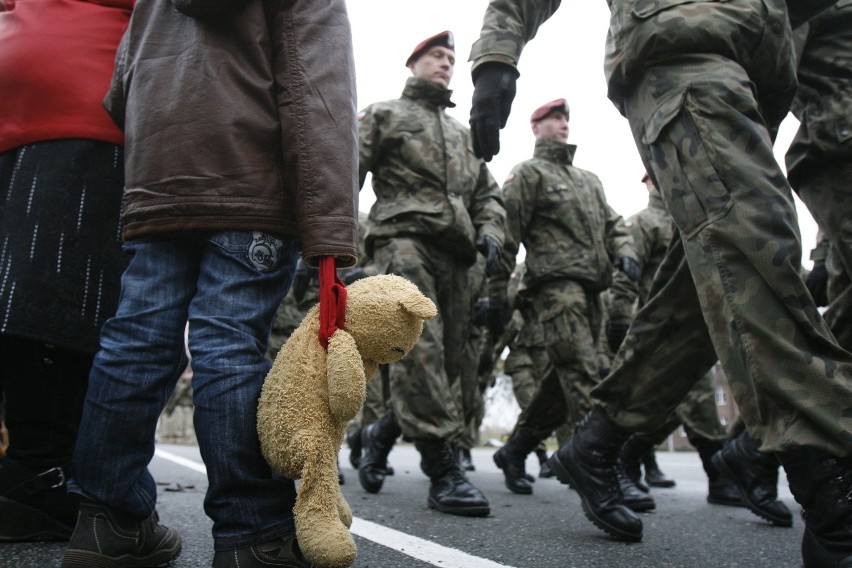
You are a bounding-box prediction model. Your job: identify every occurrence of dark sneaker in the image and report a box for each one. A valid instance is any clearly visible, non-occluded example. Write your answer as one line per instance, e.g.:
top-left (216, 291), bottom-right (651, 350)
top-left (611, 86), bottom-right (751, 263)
top-left (61, 499), bottom-right (181, 568)
top-left (548, 407), bottom-right (642, 542)
top-left (712, 431), bottom-right (793, 528)
top-left (0, 459), bottom-right (80, 541)
top-left (212, 534), bottom-right (313, 568)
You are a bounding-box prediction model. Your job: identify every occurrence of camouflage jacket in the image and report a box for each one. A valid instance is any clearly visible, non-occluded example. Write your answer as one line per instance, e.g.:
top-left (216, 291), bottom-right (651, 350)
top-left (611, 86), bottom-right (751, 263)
top-left (498, 139), bottom-right (638, 294)
top-left (358, 77), bottom-right (506, 265)
top-left (625, 191), bottom-right (675, 305)
top-left (785, 0), bottom-right (852, 184)
top-left (469, 0), bottom-right (798, 127)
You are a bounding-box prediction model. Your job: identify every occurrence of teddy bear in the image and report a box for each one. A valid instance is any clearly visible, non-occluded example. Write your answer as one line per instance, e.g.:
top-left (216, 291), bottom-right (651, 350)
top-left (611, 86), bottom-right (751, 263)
top-left (257, 273), bottom-right (437, 568)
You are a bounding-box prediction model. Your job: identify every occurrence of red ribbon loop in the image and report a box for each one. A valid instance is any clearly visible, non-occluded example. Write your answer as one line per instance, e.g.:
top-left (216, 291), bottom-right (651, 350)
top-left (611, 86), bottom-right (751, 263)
top-left (317, 256), bottom-right (347, 350)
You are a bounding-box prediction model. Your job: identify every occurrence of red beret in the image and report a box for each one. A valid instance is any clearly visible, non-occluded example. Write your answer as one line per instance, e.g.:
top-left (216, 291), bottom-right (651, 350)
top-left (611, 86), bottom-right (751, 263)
top-left (406, 30), bottom-right (455, 66)
top-left (530, 98), bottom-right (570, 123)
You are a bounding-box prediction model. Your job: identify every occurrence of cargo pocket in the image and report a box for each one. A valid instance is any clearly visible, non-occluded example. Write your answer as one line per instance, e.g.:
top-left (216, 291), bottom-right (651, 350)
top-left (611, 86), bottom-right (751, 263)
top-left (645, 89), bottom-right (733, 239)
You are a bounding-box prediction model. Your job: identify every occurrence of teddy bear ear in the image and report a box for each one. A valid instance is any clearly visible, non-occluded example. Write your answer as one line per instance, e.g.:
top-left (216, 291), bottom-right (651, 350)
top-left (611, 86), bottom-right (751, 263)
top-left (400, 295), bottom-right (438, 320)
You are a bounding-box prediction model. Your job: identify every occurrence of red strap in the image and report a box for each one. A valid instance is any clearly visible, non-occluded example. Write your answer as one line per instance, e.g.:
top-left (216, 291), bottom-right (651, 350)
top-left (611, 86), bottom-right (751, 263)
top-left (317, 256), bottom-right (347, 350)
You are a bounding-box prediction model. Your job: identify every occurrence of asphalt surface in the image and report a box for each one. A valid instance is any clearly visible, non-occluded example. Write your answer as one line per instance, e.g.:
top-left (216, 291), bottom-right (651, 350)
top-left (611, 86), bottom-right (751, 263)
top-left (2, 443), bottom-right (804, 568)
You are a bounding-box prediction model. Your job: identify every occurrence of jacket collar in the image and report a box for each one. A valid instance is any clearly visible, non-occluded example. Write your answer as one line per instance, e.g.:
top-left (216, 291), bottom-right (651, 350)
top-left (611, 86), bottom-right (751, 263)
top-left (402, 76), bottom-right (456, 109)
top-left (648, 191), bottom-right (666, 210)
top-left (533, 138), bottom-right (577, 165)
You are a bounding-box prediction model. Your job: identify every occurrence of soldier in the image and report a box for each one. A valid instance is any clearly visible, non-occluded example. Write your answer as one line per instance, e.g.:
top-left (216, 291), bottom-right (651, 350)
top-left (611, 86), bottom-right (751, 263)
top-left (785, 2), bottom-right (852, 351)
top-left (356, 31), bottom-right (506, 517)
top-left (489, 99), bottom-right (643, 502)
top-left (468, 1), bottom-right (852, 564)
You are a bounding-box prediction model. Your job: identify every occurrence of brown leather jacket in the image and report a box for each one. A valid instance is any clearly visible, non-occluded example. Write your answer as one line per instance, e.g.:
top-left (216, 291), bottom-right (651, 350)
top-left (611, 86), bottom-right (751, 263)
top-left (105, 0), bottom-right (358, 267)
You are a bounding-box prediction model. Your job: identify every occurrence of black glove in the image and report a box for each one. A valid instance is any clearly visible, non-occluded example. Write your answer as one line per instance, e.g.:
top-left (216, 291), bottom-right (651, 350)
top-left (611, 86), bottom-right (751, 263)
top-left (487, 299), bottom-right (509, 339)
top-left (470, 63), bottom-right (519, 162)
top-left (614, 256), bottom-right (642, 283)
top-left (475, 235), bottom-right (502, 277)
top-left (606, 321), bottom-right (630, 354)
top-left (340, 266), bottom-right (368, 285)
top-left (805, 263), bottom-right (829, 307)
top-left (291, 259), bottom-right (317, 302)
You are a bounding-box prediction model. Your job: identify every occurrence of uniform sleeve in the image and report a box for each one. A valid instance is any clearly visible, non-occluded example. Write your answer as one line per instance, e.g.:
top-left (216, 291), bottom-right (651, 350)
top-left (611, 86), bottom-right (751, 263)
top-left (357, 105), bottom-right (381, 190)
top-left (468, 0), bottom-right (562, 74)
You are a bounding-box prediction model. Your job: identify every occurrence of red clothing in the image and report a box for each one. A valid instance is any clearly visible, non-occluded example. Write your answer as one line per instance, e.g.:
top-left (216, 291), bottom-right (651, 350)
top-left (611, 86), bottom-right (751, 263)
top-left (0, 0), bottom-right (132, 153)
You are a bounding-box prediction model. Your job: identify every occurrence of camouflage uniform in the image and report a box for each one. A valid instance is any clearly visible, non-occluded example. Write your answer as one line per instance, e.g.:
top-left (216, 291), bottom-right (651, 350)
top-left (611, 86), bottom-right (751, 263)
top-left (470, 0), bottom-right (852, 456)
top-left (359, 76), bottom-right (506, 441)
top-left (620, 190), bottom-right (727, 446)
top-left (786, 2), bottom-right (852, 352)
top-left (496, 138), bottom-right (638, 442)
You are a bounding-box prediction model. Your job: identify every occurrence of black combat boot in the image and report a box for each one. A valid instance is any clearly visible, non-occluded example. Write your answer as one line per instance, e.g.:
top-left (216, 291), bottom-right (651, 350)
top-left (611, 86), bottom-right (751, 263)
top-left (346, 426), bottom-right (362, 469)
top-left (61, 499), bottom-right (181, 568)
top-left (711, 430), bottom-right (793, 527)
top-left (691, 438), bottom-right (741, 506)
top-left (457, 446), bottom-right (475, 472)
top-left (620, 436), bottom-right (652, 493)
top-left (616, 459), bottom-right (655, 512)
top-left (415, 439), bottom-right (490, 517)
top-left (642, 450), bottom-right (676, 488)
top-left (358, 411), bottom-right (401, 494)
top-left (536, 448), bottom-right (555, 479)
top-left (0, 458), bottom-right (81, 541)
top-left (493, 431), bottom-right (538, 495)
top-left (547, 407), bottom-right (643, 542)
top-left (779, 447), bottom-right (852, 568)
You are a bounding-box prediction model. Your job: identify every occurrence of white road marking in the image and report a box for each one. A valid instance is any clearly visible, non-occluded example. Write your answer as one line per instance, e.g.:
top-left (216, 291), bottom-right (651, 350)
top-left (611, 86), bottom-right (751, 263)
top-left (154, 448), bottom-right (515, 568)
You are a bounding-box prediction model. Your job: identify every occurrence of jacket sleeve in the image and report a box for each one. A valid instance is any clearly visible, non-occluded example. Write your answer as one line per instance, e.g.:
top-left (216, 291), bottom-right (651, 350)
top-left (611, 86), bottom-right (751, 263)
top-left (269, 0), bottom-right (359, 268)
top-left (468, 0), bottom-right (562, 75)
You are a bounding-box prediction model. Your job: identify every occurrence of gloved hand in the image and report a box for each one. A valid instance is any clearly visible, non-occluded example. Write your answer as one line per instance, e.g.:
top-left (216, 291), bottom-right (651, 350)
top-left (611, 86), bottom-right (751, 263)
top-left (487, 298), bottom-right (509, 339)
top-left (475, 235), bottom-right (502, 277)
top-left (470, 63), bottom-right (519, 162)
top-left (614, 256), bottom-right (642, 283)
top-left (606, 321), bottom-right (630, 354)
top-left (291, 259), bottom-right (317, 302)
top-left (805, 263), bottom-right (829, 307)
top-left (340, 266), bottom-right (368, 285)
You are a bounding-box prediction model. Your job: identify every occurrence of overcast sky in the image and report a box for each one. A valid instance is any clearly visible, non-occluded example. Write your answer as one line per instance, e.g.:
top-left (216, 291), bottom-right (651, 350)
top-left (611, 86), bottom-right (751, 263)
top-left (345, 0), bottom-right (817, 266)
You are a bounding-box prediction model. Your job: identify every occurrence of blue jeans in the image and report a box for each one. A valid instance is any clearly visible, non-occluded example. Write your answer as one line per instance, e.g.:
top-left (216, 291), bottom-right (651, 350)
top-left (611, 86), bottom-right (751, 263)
top-left (70, 231), bottom-right (299, 550)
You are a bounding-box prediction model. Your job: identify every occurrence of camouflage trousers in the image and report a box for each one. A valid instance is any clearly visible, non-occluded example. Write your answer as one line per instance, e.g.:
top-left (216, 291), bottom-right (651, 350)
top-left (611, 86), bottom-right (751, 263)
top-left (794, 160), bottom-right (852, 352)
top-left (595, 59), bottom-right (852, 456)
top-left (514, 280), bottom-right (604, 443)
top-left (635, 368), bottom-right (727, 446)
top-left (457, 324), bottom-right (487, 449)
top-left (371, 237), bottom-right (468, 441)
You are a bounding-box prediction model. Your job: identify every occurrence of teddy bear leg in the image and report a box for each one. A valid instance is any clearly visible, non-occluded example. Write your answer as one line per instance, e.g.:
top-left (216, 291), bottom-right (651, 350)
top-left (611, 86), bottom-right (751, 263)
top-left (294, 449), bottom-right (357, 568)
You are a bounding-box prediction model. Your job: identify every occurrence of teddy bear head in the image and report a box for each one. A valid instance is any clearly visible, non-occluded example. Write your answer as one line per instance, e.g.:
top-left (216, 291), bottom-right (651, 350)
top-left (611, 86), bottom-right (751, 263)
top-left (343, 274), bottom-right (437, 366)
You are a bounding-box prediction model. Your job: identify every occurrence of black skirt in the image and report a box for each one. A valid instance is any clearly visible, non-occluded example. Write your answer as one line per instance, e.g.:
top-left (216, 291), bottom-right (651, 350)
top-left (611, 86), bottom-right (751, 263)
top-left (0, 140), bottom-right (126, 353)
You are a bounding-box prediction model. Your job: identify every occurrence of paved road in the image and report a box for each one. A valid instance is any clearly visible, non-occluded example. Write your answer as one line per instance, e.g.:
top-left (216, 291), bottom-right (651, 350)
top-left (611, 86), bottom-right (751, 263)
top-left (2, 443), bottom-right (804, 568)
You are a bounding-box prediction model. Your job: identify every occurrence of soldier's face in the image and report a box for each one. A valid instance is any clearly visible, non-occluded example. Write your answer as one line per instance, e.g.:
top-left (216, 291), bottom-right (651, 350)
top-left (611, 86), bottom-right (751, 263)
top-left (532, 113), bottom-right (569, 143)
top-left (408, 46), bottom-right (455, 88)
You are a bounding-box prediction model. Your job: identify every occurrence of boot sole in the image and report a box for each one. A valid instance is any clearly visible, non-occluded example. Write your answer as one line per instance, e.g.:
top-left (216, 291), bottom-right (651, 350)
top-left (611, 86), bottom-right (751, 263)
top-left (547, 454), bottom-right (642, 542)
top-left (711, 454), bottom-right (793, 528)
top-left (61, 544), bottom-right (181, 568)
top-left (493, 453), bottom-right (533, 495)
top-left (427, 497), bottom-right (490, 517)
top-left (0, 496), bottom-right (73, 542)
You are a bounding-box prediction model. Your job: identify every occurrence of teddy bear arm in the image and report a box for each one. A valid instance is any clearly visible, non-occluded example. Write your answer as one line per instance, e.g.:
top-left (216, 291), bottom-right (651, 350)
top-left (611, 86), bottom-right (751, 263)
top-left (326, 330), bottom-right (367, 423)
